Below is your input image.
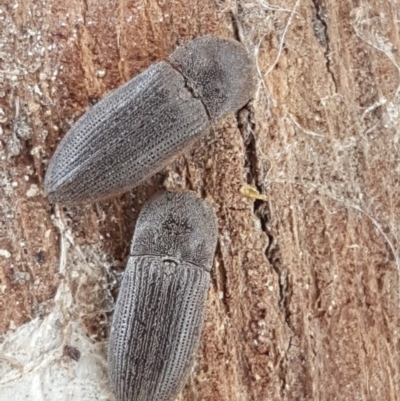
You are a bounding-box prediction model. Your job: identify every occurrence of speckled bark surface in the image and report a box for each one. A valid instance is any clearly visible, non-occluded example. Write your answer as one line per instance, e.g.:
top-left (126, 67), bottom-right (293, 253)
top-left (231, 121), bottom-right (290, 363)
top-left (1, 0), bottom-right (400, 400)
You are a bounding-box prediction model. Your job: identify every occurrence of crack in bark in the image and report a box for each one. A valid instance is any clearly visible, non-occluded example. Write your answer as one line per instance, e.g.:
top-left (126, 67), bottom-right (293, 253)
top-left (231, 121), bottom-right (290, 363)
top-left (311, 0), bottom-right (338, 91)
top-left (236, 106), bottom-right (260, 188)
top-left (76, 0), bottom-right (90, 102)
top-left (232, 16), bottom-right (296, 396)
top-left (236, 106), bottom-right (294, 332)
top-left (81, 0), bottom-right (88, 23)
top-left (236, 102), bottom-right (295, 395)
top-left (230, 10), bottom-right (241, 42)
top-left (278, 334), bottom-right (294, 397)
top-left (264, 220), bottom-right (294, 333)
top-left (215, 240), bottom-right (230, 314)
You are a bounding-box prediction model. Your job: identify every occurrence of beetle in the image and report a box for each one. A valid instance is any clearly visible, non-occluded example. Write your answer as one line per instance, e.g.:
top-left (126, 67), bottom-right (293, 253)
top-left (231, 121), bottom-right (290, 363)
top-left (44, 36), bottom-right (256, 204)
top-left (108, 191), bottom-right (218, 401)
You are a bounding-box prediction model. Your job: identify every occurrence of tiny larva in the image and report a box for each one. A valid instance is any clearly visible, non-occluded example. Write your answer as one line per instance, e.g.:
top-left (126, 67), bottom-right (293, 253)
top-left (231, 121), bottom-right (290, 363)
top-left (44, 36), bottom-right (256, 204)
top-left (108, 191), bottom-right (218, 401)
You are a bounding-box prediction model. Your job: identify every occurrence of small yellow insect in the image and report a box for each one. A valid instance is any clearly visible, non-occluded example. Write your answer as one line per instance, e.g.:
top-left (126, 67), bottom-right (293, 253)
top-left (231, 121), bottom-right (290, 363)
top-left (240, 184), bottom-right (268, 201)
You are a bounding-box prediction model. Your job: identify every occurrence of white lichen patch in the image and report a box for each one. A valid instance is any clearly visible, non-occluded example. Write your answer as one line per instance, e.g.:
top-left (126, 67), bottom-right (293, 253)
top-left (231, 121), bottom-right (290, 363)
top-left (0, 249), bottom-right (11, 258)
top-left (0, 211), bottom-right (116, 401)
top-left (0, 313), bottom-right (112, 401)
top-left (26, 184), bottom-right (39, 198)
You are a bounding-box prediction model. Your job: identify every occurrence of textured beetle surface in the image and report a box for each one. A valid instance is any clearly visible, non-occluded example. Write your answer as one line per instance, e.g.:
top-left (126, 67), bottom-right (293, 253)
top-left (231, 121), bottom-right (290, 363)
top-left (44, 36), bottom-right (256, 204)
top-left (108, 191), bottom-right (218, 401)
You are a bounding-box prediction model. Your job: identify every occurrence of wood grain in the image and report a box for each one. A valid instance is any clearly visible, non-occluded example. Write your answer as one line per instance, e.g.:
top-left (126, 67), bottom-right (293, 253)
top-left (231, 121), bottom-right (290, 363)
top-left (1, 0), bottom-right (400, 400)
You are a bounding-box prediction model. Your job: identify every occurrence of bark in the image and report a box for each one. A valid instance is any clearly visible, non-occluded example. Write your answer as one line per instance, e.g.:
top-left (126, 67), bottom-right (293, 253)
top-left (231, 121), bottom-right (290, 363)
top-left (1, 0), bottom-right (400, 400)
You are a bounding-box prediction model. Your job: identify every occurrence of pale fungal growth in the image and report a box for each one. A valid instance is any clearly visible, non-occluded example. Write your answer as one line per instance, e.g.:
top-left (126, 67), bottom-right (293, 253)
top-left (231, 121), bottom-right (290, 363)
top-left (44, 36), bottom-right (256, 204)
top-left (108, 191), bottom-right (218, 401)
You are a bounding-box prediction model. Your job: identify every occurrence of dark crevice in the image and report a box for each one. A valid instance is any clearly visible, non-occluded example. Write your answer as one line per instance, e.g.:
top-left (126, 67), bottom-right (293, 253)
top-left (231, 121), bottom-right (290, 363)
top-left (236, 107), bottom-right (260, 189)
top-left (184, 157), bottom-right (194, 191)
top-left (245, 132), bottom-right (260, 189)
top-left (278, 334), bottom-right (294, 397)
top-left (313, 270), bottom-right (322, 311)
top-left (231, 14), bottom-right (295, 395)
top-left (233, 53), bottom-right (294, 337)
top-left (264, 224), bottom-right (294, 333)
top-left (230, 10), bottom-right (241, 42)
top-left (199, 185), bottom-right (207, 200)
top-left (214, 240), bottom-right (230, 314)
top-left (311, 0), bottom-right (338, 91)
top-left (235, 103), bottom-right (295, 335)
top-left (235, 69), bottom-right (294, 401)
top-left (81, 0), bottom-right (89, 24)
top-left (76, 0), bottom-right (91, 107)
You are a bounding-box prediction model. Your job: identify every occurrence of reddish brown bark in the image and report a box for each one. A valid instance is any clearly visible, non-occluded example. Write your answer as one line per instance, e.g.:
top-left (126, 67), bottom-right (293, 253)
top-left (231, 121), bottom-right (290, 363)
top-left (1, 0), bottom-right (400, 400)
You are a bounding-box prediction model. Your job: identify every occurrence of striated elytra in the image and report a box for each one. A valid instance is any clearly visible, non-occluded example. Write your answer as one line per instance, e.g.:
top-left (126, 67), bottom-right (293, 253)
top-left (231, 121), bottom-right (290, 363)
top-left (44, 36), bottom-right (256, 204)
top-left (108, 191), bottom-right (218, 401)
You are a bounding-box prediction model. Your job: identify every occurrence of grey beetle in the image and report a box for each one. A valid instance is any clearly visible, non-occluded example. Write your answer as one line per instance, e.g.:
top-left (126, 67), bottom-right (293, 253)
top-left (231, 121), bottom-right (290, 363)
top-left (108, 191), bottom-right (218, 401)
top-left (44, 36), bottom-right (256, 204)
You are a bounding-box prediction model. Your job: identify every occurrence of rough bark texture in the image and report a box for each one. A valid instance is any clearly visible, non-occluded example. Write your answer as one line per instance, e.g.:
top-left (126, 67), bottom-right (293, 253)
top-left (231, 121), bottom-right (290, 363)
top-left (1, 0), bottom-right (400, 400)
